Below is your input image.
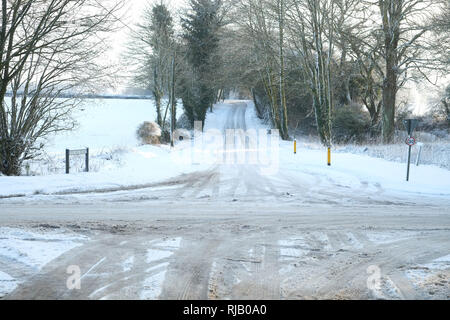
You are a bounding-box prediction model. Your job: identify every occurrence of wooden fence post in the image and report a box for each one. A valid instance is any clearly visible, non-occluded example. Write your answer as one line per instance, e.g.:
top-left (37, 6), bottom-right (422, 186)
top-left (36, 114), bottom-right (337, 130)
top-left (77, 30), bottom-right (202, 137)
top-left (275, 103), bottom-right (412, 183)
top-left (85, 147), bottom-right (89, 172)
top-left (66, 149), bottom-right (70, 174)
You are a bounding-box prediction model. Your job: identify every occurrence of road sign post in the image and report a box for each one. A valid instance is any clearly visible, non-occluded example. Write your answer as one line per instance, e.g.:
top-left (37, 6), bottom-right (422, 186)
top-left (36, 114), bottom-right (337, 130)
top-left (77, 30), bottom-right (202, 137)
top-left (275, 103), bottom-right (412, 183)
top-left (406, 143), bottom-right (412, 182)
top-left (403, 119), bottom-right (418, 182)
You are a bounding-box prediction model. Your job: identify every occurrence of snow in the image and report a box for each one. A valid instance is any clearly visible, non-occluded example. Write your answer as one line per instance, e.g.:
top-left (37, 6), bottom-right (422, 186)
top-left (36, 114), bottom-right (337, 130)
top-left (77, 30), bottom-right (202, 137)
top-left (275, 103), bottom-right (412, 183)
top-left (0, 98), bottom-right (449, 201)
top-left (140, 270), bottom-right (167, 300)
top-left (280, 138), bottom-right (450, 198)
top-left (346, 232), bottom-right (364, 249)
top-left (0, 227), bottom-right (87, 298)
top-left (0, 227), bottom-right (87, 270)
top-left (366, 231), bottom-right (419, 245)
top-left (0, 271), bottom-right (18, 297)
top-left (140, 237), bottom-right (182, 299)
top-left (122, 256), bottom-right (135, 272)
top-left (45, 98), bottom-right (184, 152)
top-left (0, 143), bottom-right (205, 197)
top-left (421, 254), bottom-right (450, 271)
top-left (278, 239), bottom-right (309, 260)
top-left (146, 249), bottom-right (174, 264)
top-left (154, 237), bottom-right (182, 249)
top-left (146, 238), bottom-right (181, 264)
top-left (370, 276), bottom-right (404, 300)
top-left (0, 98), bottom-right (205, 197)
top-left (0, 238), bottom-right (82, 270)
top-left (433, 254), bottom-right (450, 263)
top-left (146, 262), bottom-right (169, 273)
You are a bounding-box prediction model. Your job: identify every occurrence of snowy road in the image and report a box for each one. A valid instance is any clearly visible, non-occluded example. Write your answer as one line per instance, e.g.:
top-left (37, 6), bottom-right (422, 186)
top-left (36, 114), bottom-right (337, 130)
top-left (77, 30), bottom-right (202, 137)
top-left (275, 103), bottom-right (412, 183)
top-left (0, 101), bottom-right (449, 299)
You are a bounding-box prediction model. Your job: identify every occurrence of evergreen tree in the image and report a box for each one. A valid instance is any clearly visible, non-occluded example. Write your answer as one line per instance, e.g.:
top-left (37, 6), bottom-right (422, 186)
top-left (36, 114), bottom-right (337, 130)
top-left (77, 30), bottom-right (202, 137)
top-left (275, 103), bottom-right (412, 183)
top-left (181, 0), bottom-right (223, 127)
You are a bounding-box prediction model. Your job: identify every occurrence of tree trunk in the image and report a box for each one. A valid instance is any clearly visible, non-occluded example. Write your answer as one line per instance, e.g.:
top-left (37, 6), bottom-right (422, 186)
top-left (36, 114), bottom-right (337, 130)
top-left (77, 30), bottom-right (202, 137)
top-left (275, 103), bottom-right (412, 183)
top-left (278, 0), bottom-right (289, 140)
top-left (0, 139), bottom-right (23, 176)
top-left (381, 40), bottom-right (398, 144)
top-left (171, 54), bottom-right (176, 147)
top-left (154, 92), bottom-right (162, 126)
top-left (380, 0), bottom-right (399, 144)
top-left (442, 99), bottom-right (449, 119)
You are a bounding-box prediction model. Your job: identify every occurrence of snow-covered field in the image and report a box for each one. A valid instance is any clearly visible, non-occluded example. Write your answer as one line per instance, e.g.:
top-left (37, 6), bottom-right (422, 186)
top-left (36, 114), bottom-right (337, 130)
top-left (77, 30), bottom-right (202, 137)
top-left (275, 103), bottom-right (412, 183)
top-left (0, 98), bottom-right (205, 197)
top-left (17, 98), bottom-right (186, 176)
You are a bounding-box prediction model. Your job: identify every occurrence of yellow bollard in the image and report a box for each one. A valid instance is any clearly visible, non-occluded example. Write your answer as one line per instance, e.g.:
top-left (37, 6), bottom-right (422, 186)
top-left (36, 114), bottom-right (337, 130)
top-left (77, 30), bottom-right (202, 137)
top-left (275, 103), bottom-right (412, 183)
top-left (327, 147), bottom-right (331, 166)
top-left (294, 139), bottom-right (297, 154)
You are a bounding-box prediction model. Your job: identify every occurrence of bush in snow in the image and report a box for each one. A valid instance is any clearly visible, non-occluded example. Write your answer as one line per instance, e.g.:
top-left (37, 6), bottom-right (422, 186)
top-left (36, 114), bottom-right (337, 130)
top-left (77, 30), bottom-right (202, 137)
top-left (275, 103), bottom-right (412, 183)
top-left (136, 121), bottom-right (162, 145)
top-left (333, 103), bottom-right (371, 144)
top-left (176, 113), bottom-right (193, 130)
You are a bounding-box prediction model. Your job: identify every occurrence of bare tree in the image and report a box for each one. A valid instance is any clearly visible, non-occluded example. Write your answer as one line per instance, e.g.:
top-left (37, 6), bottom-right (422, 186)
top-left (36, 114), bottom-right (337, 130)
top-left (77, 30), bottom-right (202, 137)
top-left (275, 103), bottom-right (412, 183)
top-left (277, 0), bottom-right (289, 140)
top-left (238, 0), bottom-right (289, 138)
top-left (0, 0), bottom-right (123, 175)
top-left (332, 0), bottom-right (448, 142)
top-left (374, 0), bottom-right (444, 143)
top-left (336, 1), bottom-right (384, 127)
top-left (126, 1), bottom-right (175, 128)
top-left (287, 0), bottom-right (336, 146)
top-left (429, 1), bottom-right (450, 72)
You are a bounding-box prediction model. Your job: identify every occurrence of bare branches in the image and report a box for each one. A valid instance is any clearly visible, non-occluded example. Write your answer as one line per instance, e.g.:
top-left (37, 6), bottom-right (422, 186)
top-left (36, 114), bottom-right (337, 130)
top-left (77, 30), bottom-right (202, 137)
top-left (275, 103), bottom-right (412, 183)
top-left (0, 0), bottom-right (124, 175)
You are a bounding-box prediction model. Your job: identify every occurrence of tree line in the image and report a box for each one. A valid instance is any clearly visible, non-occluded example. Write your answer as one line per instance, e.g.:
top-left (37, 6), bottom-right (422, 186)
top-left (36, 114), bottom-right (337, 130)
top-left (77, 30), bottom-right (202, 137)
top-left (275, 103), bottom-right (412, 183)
top-left (1, 0), bottom-right (448, 176)
top-left (128, 0), bottom-right (449, 145)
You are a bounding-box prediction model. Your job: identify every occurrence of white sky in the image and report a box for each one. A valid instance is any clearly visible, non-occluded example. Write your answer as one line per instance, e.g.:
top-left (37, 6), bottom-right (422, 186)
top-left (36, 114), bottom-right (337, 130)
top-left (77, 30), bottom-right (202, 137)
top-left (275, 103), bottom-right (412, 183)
top-left (102, 0), bottom-right (187, 92)
top-left (106, 0), bottom-right (186, 63)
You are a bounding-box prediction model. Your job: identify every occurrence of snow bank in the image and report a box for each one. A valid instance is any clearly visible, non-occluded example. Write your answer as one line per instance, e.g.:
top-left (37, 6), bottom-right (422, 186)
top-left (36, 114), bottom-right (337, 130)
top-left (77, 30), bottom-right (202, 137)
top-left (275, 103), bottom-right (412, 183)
top-left (0, 143), bottom-right (206, 197)
top-left (280, 140), bottom-right (450, 197)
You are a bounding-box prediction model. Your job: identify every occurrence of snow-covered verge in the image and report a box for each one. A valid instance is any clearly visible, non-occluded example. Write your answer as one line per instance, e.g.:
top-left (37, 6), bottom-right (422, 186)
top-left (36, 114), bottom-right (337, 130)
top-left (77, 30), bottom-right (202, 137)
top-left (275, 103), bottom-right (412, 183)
top-left (0, 227), bottom-right (88, 298)
top-left (292, 127), bottom-right (450, 170)
top-left (0, 142), bottom-right (207, 197)
top-left (334, 141), bottom-right (450, 171)
top-left (243, 100), bottom-right (450, 198)
top-left (280, 141), bottom-right (450, 198)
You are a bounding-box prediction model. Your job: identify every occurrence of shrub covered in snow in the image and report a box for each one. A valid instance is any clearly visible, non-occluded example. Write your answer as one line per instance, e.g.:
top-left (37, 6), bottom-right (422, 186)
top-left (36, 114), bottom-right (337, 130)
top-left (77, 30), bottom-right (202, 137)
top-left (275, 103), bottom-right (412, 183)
top-left (136, 121), bottom-right (162, 145)
top-left (176, 113), bottom-right (193, 130)
top-left (333, 104), bottom-right (371, 144)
